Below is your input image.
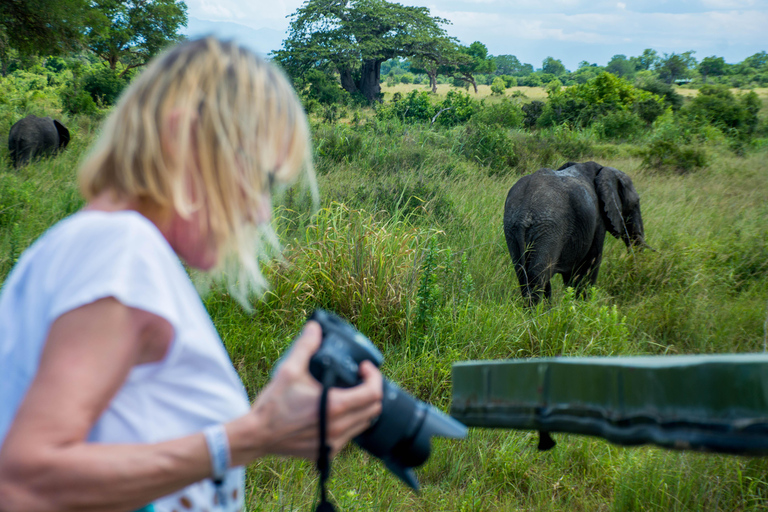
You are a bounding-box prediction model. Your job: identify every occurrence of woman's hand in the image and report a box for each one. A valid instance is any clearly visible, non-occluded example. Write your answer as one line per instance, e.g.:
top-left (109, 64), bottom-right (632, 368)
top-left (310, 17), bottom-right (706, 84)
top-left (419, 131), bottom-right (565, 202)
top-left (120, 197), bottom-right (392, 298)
top-left (228, 321), bottom-right (383, 464)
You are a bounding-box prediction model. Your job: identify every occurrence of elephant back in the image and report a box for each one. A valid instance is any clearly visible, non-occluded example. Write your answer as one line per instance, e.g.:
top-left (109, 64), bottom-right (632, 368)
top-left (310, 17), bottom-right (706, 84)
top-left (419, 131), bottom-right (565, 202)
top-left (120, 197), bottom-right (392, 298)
top-left (8, 115), bottom-right (69, 167)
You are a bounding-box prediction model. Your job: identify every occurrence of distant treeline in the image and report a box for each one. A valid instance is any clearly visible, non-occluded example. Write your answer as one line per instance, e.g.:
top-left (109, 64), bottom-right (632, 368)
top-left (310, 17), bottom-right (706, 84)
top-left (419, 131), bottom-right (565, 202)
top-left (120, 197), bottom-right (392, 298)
top-left (381, 50), bottom-right (768, 90)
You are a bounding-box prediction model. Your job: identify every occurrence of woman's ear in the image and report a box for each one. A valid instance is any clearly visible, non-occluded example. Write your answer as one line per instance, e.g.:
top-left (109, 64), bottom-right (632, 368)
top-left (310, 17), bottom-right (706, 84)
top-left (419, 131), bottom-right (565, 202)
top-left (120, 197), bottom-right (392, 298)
top-left (161, 108), bottom-right (198, 161)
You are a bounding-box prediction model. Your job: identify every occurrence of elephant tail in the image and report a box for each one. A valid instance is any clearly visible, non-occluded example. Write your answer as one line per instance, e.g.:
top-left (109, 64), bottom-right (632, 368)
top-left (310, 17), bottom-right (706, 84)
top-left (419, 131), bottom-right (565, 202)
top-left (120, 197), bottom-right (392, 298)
top-left (504, 222), bottom-right (528, 269)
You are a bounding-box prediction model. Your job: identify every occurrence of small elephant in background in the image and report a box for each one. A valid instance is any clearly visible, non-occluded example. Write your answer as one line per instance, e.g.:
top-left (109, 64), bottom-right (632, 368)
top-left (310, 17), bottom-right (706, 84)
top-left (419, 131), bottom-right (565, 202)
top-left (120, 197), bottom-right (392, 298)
top-left (8, 114), bottom-right (71, 167)
top-left (503, 161), bottom-right (649, 306)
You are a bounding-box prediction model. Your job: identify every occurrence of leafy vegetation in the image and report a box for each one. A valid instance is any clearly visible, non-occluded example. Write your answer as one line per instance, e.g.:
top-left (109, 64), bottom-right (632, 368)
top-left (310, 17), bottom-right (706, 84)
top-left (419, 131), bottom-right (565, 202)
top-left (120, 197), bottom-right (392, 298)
top-left (2, 1), bottom-right (768, 510)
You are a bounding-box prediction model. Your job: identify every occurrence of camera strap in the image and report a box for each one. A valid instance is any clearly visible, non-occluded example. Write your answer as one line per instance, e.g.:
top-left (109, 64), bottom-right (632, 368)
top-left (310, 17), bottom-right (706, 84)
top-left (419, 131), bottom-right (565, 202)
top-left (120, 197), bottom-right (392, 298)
top-left (315, 378), bottom-right (336, 512)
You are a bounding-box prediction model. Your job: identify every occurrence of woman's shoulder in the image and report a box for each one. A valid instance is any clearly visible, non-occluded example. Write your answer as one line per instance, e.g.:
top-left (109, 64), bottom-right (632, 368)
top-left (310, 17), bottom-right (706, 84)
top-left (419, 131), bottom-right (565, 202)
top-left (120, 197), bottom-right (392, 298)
top-left (33, 210), bottom-right (175, 265)
top-left (50, 210), bottom-right (166, 246)
top-left (10, 210), bottom-right (180, 295)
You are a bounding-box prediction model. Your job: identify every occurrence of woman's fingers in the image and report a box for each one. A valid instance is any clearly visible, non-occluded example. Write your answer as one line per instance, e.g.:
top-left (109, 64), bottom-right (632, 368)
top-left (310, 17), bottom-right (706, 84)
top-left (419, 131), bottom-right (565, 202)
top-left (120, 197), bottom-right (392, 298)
top-left (324, 361), bottom-right (384, 451)
top-left (278, 321), bottom-right (322, 376)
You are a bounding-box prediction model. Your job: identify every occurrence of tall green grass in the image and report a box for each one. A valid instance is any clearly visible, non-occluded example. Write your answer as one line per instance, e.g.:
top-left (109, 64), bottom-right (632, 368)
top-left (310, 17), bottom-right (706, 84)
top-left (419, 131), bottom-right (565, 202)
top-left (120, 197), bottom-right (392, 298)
top-left (1, 108), bottom-right (767, 510)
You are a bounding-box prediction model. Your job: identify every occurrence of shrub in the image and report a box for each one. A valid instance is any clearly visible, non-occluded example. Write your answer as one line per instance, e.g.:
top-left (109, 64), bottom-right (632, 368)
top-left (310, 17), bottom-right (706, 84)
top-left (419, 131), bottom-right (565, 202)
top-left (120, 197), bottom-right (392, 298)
top-left (455, 121), bottom-right (516, 175)
top-left (60, 86), bottom-right (98, 116)
top-left (594, 110), bottom-right (645, 141)
top-left (490, 77), bottom-right (506, 96)
top-left (303, 69), bottom-right (349, 106)
top-left (376, 90), bottom-right (435, 123)
top-left (539, 72), bottom-right (665, 128)
top-left (82, 67), bottom-right (129, 106)
top-left (522, 100), bottom-right (544, 128)
top-left (683, 85), bottom-right (760, 140)
top-left (472, 98), bottom-right (524, 129)
top-left (640, 115), bottom-right (707, 173)
top-left (432, 91), bottom-right (478, 127)
top-left (519, 74), bottom-right (542, 87)
top-left (400, 73), bottom-right (414, 84)
top-left (636, 77), bottom-right (684, 111)
top-left (500, 75), bottom-right (517, 87)
top-left (451, 77), bottom-right (470, 89)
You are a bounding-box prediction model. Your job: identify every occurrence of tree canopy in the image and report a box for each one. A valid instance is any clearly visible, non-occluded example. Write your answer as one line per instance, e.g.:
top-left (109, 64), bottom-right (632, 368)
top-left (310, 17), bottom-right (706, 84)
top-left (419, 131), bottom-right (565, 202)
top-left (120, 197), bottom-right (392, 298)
top-left (272, 0), bottom-right (450, 102)
top-left (0, 0), bottom-right (187, 77)
top-left (88, 0), bottom-right (187, 76)
top-left (0, 0), bottom-right (93, 57)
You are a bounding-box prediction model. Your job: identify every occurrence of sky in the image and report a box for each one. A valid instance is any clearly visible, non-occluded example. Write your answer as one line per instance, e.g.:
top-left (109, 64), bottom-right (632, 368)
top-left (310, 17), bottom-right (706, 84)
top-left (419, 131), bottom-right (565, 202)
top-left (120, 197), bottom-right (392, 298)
top-left (182, 0), bottom-right (768, 71)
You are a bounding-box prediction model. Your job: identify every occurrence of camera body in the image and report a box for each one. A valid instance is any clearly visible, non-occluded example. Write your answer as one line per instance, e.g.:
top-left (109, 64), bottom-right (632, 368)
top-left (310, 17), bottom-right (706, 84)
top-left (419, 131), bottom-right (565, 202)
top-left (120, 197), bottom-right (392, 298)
top-left (307, 309), bottom-right (466, 490)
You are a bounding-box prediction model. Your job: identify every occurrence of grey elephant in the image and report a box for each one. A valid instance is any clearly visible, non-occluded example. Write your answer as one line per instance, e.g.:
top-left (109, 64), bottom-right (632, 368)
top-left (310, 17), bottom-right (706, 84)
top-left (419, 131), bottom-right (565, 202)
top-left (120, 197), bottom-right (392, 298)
top-left (503, 161), bottom-right (648, 306)
top-left (8, 114), bottom-right (71, 167)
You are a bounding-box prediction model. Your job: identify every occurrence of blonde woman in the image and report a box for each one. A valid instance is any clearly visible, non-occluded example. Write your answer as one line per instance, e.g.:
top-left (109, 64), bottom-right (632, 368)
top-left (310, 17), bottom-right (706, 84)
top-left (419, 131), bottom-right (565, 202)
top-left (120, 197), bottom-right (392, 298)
top-left (0, 37), bottom-right (382, 512)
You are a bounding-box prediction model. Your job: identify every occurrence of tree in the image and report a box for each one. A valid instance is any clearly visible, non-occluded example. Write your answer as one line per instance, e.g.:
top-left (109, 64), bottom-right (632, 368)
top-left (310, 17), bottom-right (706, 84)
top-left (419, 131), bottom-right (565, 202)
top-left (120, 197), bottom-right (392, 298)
top-left (698, 56), bottom-right (726, 84)
top-left (631, 48), bottom-right (659, 71)
top-left (273, 0), bottom-right (450, 103)
top-left (606, 54), bottom-right (634, 78)
top-left (88, 0), bottom-right (187, 77)
top-left (657, 53), bottom-right (690, 84)
top-left (408, 36), bottom-right (459, 94)
top-left (742, 51), bottom-right (767, 69)
top-left (541, 56), bottom-right (566, 76)
top-left (0, 0), bottom-right (95, 75)
top-left (0, 0), bottom-right (92, 56)
top-left (493, 54), bottom-right (530, 76)
top-left (444, 41), bottom-right (495, 93)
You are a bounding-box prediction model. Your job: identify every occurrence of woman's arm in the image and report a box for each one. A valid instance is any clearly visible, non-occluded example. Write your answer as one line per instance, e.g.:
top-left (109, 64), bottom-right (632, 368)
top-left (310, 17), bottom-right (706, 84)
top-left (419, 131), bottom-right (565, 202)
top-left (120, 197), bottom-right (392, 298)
top-left (0, 299), bottom-right (382, 512)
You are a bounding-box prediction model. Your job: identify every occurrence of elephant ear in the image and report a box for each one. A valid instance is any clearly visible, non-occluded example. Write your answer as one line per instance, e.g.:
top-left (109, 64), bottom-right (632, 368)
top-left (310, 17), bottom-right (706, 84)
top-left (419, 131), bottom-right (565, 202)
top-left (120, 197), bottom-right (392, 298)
top-left (595, 166), bottom-right (633, 239)
top-left (54, 120), bottom-right (70, 149)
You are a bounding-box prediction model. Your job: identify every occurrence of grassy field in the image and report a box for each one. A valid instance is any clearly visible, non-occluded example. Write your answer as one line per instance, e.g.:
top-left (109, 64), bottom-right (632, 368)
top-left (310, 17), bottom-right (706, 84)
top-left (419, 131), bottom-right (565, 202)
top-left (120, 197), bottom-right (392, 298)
top-left (380, 82), bottom-right (551, 102)
top-left (2, 97), bottom-right (768, 510)
top-left (381, 82), bottom-right (768, 103)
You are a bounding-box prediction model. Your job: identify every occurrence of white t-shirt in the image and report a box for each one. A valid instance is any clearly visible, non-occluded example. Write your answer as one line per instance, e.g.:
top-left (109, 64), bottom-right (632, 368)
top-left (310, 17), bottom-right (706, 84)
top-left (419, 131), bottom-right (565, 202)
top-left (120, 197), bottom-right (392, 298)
top-left (0, 210), bottom-right (251, 512)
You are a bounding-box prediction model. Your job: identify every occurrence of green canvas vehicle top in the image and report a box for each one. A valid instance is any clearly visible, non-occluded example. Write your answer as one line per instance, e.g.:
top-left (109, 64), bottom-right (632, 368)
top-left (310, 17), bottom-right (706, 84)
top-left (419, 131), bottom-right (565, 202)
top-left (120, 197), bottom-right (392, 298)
top-left (451, 353), bottom-right (768, 454)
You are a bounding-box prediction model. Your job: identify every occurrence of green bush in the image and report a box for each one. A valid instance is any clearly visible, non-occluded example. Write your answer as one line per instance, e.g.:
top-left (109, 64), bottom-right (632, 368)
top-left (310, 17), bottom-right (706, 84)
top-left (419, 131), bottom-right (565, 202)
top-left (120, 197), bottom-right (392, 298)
top-left (640, 115), bottom-right (707, 173)
top-left (540, 72), bottom-right (665, 128)
top-left (519, 74), bottom-right (542, 87)
top-left (451, 77), bottom-right (470, 89)
top-left (522, 100), bottom-right (544, 128)
top-left (82, 66), bottom-right (130, 106)
top-left (303, 69), bottom-right (349, 106)
top-left (636, 78), bottom-right (684, 111)
top-left (682, 85), bottom-right (760, 141)
top-left (594, 110), bottom-right (645, 141)
top-left (455, 121), bottom-right (516, 175)
top-left (499, 75), bottom-right (517, 87)
top-left (433, 91), bottom-right (479, 128)
top-left (472, 98), bottom-right (524, 129)
top-left (60, 86), bottom-right (98, 116)
top-left (376, 90), bottom-right (435, 123)
top-left (490, 77), bottom-right (506, 96)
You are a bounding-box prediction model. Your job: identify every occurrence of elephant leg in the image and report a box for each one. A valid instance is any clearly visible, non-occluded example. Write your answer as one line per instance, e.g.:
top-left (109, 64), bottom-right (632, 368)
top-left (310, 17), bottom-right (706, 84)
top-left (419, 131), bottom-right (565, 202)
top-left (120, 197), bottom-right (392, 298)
top-left (514, 264), bottom-right (533, 303)
top-left (525, 258), bottom-right (554, 306)
top-left (565, 255), bottom-right (602, 299)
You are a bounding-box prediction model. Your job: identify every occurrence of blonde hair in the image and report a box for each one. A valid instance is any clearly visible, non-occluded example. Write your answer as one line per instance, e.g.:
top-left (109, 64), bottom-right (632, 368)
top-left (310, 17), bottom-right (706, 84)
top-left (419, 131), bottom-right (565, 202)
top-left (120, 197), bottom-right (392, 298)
top-left (79, 37), bottom-right (317, 306)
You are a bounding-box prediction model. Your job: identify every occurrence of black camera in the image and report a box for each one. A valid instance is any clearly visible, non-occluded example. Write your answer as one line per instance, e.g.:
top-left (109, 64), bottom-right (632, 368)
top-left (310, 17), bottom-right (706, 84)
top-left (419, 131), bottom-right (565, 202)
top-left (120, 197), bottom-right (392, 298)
top-left (307, 309), bottom-right (467, 490)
